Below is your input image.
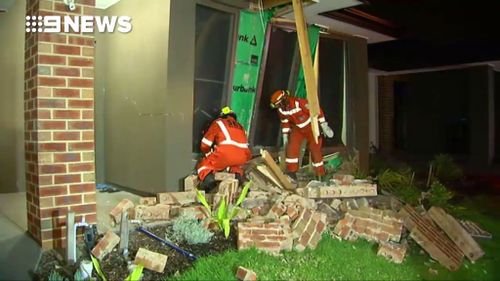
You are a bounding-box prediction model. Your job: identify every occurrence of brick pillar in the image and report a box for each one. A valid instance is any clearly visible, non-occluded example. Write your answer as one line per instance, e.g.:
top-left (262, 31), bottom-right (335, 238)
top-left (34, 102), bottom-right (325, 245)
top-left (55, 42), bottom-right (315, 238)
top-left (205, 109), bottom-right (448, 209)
top-left (378, 76), bottom-right (395, 154)
top-left (24, 0), bottom-right (96, 249)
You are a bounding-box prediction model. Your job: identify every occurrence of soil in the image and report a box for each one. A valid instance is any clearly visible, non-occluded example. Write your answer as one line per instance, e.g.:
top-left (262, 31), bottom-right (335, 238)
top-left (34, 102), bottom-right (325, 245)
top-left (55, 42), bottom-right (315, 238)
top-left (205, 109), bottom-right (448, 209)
top-left (35, 223), bottom-right (237, 281)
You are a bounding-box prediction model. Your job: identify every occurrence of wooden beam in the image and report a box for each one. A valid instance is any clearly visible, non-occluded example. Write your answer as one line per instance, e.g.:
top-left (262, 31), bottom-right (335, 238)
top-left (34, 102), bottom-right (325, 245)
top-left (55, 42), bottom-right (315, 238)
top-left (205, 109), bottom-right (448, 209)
top-left (291, 0), bottom-right (321, 140)
top-left (273, 0), bottom-right (316, 17)
top-left (260, 149), bottom-right (294, 190)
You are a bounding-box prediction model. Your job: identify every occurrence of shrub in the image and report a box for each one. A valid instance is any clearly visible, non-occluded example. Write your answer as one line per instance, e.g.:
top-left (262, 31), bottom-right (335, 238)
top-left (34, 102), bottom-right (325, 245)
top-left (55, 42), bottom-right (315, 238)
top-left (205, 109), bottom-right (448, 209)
top-left (430, 154), bottom-right (464, 183)
top-left (377, 168), bottom-right (421, 206)
top-left (171, 213), bottom-right (214, 245)
top-left (427, 181), bottom-right (454, 209)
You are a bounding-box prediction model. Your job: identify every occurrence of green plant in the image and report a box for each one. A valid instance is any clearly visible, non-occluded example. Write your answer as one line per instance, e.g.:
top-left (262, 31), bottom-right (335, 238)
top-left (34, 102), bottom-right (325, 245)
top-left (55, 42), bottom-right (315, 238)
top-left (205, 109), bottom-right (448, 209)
top-left (377, 169), bottom-right (421, 206)
top-left (48, 270), bottom-right (67, 281)
top-left (430, 154), bottom-right (464, 183)
top-left (427, 181), bottom-right (454, 209)
top-left (125, 264), bottom-right (144, 281)
top-left (197, 181), bottom-right (251, 238)
top-left (90, 254), bottom-right (107, 281)
top-left (171, 212), bottom-right (214, 244)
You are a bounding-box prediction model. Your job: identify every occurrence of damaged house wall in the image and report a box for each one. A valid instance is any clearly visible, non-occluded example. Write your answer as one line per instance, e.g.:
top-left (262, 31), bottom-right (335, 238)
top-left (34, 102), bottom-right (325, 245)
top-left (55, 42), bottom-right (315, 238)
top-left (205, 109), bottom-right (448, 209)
top-left (96, 1), bottom-right (372, 193)
top-left (96, 0), bottom-right (195, 193)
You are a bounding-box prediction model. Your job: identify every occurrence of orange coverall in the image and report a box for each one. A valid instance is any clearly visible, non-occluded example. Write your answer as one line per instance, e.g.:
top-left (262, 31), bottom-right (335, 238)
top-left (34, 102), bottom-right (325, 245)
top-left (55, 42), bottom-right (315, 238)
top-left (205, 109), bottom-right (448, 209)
top-left (196, 116), bottom-right (251, 181)
top-left (278, 96), bottom-right (326, 176)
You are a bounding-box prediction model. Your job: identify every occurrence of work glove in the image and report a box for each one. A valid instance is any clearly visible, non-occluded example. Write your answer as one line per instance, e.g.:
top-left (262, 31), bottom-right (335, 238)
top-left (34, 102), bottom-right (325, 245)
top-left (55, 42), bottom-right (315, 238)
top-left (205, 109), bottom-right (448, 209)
top-left (282, 133), bottom-right (289, 146)
top-left (320, 122), bottom-right (334, 138)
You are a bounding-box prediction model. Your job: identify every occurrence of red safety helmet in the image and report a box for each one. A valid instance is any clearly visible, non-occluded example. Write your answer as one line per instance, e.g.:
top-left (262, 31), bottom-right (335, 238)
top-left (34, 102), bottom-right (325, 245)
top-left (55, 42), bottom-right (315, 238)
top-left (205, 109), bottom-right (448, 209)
top-left (270, 90), bottom-right (290, 109)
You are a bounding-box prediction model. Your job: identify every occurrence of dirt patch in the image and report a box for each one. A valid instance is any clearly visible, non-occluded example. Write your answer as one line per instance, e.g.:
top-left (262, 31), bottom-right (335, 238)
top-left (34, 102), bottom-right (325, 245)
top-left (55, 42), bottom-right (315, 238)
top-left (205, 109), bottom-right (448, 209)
top-left (35, 223), bottom-right (237, 280)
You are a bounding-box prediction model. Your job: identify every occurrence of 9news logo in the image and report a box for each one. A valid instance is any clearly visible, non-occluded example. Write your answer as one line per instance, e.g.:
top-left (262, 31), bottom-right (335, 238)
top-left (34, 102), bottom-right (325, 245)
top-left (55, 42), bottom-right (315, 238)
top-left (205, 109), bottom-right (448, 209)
top-left (25, 15), bottom-right (132, 33)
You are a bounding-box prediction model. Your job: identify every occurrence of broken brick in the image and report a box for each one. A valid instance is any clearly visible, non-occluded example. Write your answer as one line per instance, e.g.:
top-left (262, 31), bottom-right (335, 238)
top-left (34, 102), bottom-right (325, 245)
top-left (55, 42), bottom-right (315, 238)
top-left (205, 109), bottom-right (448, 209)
top-left (291, 209), bottom-right (327, 251)
top-left (134, 204), bottom-right (170, 220)
top-left (184, 175), bottom-right (199, 191)
top-left (238, 222), bottom-right (292, 254)
top-left (175, 205), bottom-right (210, 220)
top-left (139, 197), bottom-right (157, 206)
top-left (215, 172), bottom-right (236, 181)
top-left (157, 191), bottom-right (200, 206)
top-left (236, 266), bottom-right (257, 281)
top-left (215, 178), bottom-right (239, 205)
top-left (333, 207), bottom-right (403, 243)
top-left (109, 199), bottom-right (134, 225)
top-left (332, 174), bottom-right (355, 185)
top-left (91, 230), bottom-right (120, 260)
top-left (305, 184), bottom-right (377, 199)
top-left (134, 248), bottom-right (168, 273)
top-left (377, 241), bottom-right (407, 264)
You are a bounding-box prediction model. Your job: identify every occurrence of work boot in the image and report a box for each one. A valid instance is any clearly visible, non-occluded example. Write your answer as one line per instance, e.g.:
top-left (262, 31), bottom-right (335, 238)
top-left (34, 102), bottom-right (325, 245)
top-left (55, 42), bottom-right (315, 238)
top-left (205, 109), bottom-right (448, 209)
top-left (235, 173), bottom-right (244, 186)
top-left (285, 171), bottom-right (298, 185)
top-left (200, 173), bottom-right (217, 192)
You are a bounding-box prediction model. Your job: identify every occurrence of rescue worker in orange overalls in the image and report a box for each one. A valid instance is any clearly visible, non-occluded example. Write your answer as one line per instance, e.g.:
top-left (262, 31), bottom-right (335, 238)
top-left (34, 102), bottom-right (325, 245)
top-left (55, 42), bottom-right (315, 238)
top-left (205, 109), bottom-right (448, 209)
top-left (270, 90), bottom-right (334, 180)
top-left (196, 106), bottom-right (252, 191)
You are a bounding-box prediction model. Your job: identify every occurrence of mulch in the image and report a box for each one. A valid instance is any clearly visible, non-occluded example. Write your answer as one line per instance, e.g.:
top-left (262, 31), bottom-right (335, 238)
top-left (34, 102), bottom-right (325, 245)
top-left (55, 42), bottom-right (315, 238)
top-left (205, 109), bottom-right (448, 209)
top-left (35, 223), bottom-right (237, 281)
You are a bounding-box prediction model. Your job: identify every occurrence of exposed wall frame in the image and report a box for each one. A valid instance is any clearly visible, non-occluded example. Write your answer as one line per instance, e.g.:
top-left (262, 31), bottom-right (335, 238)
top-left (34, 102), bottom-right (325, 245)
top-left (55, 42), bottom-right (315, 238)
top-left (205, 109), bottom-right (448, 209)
top-left (249, 22), bottom-right (272, 148)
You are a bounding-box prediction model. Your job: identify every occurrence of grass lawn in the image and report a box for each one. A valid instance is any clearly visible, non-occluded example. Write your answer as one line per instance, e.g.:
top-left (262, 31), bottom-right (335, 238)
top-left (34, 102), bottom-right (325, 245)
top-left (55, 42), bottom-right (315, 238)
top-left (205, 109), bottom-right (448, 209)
top-left (170, 195), bottom-right (500, 280)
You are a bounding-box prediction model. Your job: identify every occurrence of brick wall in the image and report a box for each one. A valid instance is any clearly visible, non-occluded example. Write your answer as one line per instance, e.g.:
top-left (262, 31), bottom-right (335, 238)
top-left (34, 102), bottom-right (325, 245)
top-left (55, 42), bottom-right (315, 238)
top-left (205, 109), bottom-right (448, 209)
top-left (24, 0), bottom-right (96, 249)
top-left (237, 222), bottom-right (293, 254)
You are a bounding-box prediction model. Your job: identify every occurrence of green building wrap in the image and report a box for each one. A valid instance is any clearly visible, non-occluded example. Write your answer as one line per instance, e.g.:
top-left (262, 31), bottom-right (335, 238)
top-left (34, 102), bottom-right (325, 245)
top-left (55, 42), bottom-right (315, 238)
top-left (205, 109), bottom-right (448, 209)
top-left (294, 24), bottom-right (320, 98)
top-left (230, 10), bottom-right (272, 132)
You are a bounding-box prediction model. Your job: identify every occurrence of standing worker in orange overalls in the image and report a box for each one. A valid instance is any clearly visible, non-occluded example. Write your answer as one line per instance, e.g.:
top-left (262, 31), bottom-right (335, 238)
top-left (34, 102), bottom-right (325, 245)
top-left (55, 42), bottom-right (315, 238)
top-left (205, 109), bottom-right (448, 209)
top-left (270, 90), bottom-right (334, 180)
top-left (196, 106), bottom-right (252, 191)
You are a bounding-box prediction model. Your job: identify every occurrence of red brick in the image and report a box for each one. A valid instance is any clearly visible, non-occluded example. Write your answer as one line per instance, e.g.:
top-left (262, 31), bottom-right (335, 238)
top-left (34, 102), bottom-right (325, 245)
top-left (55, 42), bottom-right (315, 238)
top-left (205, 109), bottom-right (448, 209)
top-left (80, 0), bottom-right (96, 7)
top-left (54, 174), bottom-right (81, 184)
top-left (55, 195), bottom-right (82, 206)
top-left (70, 203), bottom-right (97, 214)
top-left (255, 241), bottom-right (280, 248)
top-left (54, 88), bottom-right (80, 98)
top-left (54, 67), bottom-right (80, 77)
top-left (54, 110), bottom-right (81, 119)
top-left (40, 164), bottom-right (67, 174)
top-left (68, 78), bottom-right (93, 88)
top-left (39, 186), bottom-right (68, 197)
top-left (69, 121), bottom-right (94, 130)
top-left (82, 110), bottom-right (94, 119)
top-left (36, 109), bottom-right (51, 119)
top-left (39, 143), bottom-right (66, 152)
top-left (38, 121), bottom-right (66, 130)
top-left (68, 58), bottom-right (93, 67)
top-left (53, 45), bottom-right (81, 55)
top-left (39, 33), bottom-right (67, 44)
top-left (38, 99), bottom-right (66, 108)
top-left (70, 183), bottom-right (95, 193)
top-left (53, 131), bottom-right (80, 141)
top-left (39, 76), bottom-right (66, 87)
top-left (69, 163), bottom-right (94, 172)
top-left (92, 231), bottom-right (120, 260)
top-left (68, 36), bottom-right (94, 46)
top-left (82, 131), bottom-right (94, 140)
top-left (39, 55), bottom-right (66, 65)
top-left (69, 100), bottom-right (94, 108)
top-left (54, 153), bottom-right (81, 163)
top-left (41, 228), bottom-right (65, 240)
top-left (53, 2), bottom-right (82, 14)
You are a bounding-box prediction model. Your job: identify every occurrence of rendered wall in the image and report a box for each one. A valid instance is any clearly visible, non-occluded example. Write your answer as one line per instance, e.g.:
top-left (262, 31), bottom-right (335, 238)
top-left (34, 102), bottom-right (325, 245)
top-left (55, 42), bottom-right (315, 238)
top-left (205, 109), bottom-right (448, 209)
top-left (97, 0), bottom-right (195, 193)
top-left (0, 0), bottom-right (26, 192)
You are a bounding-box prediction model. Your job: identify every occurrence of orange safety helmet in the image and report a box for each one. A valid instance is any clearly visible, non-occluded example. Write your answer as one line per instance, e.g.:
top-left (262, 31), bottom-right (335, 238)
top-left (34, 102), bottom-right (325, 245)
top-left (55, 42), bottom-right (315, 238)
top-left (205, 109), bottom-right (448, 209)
top-left (270, 90), bottom-right (290, 108)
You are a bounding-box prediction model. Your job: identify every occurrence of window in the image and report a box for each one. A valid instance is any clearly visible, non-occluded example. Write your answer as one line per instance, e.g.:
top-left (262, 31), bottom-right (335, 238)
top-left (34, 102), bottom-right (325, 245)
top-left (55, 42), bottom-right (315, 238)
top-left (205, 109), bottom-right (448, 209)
top-left (192, 4), bottom-right (235, 152)
top-left (251, 26), bottom-right (297, 147)
top-left (318, 36), bottom-right (345, 147)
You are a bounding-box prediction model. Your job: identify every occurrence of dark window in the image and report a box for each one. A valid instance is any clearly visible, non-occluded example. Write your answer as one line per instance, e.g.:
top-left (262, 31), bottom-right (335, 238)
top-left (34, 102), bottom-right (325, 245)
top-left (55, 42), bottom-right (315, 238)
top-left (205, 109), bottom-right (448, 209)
top-left (318, 37), bottom-right (345, 146)
top-left (193, 5), bottom-right (234, 152)
top-left (251, 26), bottom-right (297, 147)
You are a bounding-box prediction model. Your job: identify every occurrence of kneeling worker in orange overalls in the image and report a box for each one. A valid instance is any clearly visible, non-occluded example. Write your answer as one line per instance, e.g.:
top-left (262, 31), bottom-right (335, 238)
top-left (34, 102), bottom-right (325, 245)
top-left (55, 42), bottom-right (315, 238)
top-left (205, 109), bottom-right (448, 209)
top-left (196, 106), bottom-right (252, 191)
top-left (270, 90), bottom-right (334, 180)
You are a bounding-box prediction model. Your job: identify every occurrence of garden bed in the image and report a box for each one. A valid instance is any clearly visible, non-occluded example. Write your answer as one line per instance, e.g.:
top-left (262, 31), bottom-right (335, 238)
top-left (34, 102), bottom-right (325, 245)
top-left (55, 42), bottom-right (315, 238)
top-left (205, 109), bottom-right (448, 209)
top-left (35, 223), bottom-right (237, 281)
